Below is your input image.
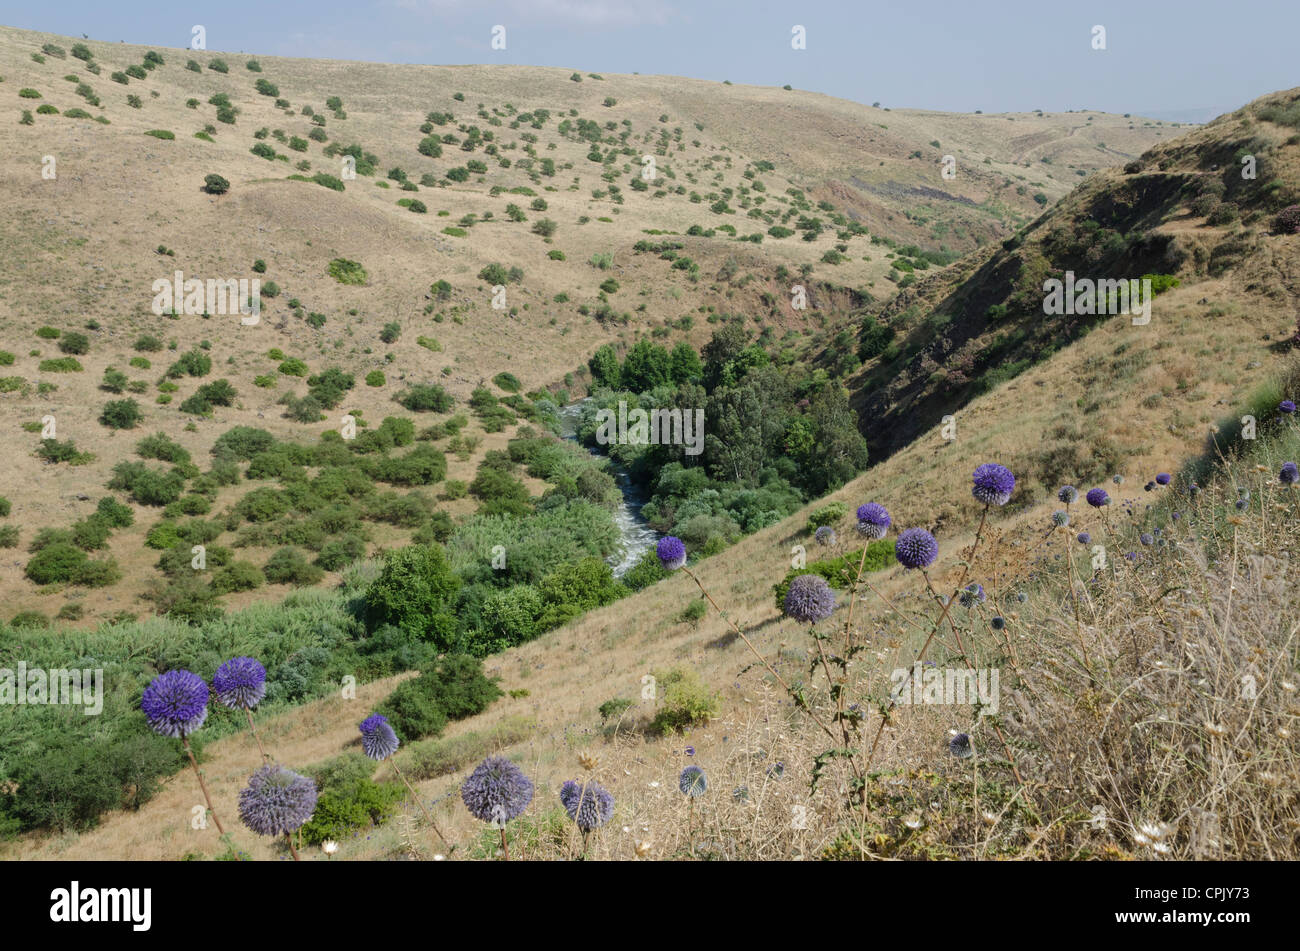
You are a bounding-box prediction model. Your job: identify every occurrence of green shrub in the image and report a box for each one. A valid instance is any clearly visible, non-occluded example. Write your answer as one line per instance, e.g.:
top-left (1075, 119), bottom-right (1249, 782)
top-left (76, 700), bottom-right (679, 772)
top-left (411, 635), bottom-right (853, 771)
top-left (298, 754), bottom-right (404, 846)
top-left (492, 372), bottom-right (521, 393)
top-left (136, 432), bottom-right (191, 464)
top-left (806, 501), bottom-right (847, 532)
top-left (315, 535), bottom-right (366, 571)
top-left (599, 697), bottom-right (634, 723)
top-left (96, 497), bottom-right (134, 527)
top-left (328, 258), bottom-right (367, 285)
top-left (649, 666), bottom-right (718, 735)
top-left (365, 370), bottom-right (385, 387)
top-left (144, 129), bottom-right (175, 140)
top-left (394, 383), bottom-right (453, 413)
top-left (36, 438), bottom-right (94, 465)
top-left (310, 172), bottom-right (345, 191)
top-left (204, 173), bottom-right (230, 195)
top-left (376, 654), bottom-right (502, 741)
top-left (772, 541), bottom-right (896, 608)
top-left (25, 542), bottom-right (88, 584)
top-left (263, 547), bottom-right (325, 586)
top-left (108, 461), bottom-right (185, 506)
top-left (99, 399), bottom-right (142, 430)
top-left (167, 350), bottom-right (211, 378)
top-left (68, 512), bottom-right (112, 550)
top-left (399, 714), bottom-right (536, 781)
top-left (209, 560), bottom-right (265, 593)
top-left (39, 357), bottom-right (83, 372)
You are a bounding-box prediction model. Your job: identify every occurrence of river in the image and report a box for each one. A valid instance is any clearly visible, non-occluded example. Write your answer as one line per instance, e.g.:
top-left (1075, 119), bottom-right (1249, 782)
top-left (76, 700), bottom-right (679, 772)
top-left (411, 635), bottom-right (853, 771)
top-left (556, 400), bottom-right (659, 578)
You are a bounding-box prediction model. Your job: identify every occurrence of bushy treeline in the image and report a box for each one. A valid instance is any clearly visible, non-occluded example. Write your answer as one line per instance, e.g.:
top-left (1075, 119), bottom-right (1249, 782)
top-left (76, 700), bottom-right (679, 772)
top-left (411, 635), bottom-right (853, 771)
top-left (0, 587), bottom-right (384, 837)
top-left (580, 324), bottom-right (869, 555)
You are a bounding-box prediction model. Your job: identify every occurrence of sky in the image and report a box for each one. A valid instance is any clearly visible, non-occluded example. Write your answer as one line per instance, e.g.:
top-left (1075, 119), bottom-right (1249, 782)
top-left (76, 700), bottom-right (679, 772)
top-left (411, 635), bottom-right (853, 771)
top-left (4, 0), bottom-right (1295, 121)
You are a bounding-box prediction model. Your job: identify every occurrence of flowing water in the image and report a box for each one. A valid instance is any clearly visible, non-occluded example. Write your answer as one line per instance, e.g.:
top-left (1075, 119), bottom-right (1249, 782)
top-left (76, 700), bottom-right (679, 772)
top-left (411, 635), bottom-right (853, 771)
top-left (557, 400), bottom-right (659, 577)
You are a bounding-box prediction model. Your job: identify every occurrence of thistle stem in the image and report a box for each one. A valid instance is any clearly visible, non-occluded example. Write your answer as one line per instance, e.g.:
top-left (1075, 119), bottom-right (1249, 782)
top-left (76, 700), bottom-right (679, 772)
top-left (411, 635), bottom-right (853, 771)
top-left (389, 758), bottom-right (449, 847)
top-left (244, 708), bottom-right (270, 762)
top-left (181, 734), bottom-right (225, 836)
top-left (285, 832), bottom-right (301, 861)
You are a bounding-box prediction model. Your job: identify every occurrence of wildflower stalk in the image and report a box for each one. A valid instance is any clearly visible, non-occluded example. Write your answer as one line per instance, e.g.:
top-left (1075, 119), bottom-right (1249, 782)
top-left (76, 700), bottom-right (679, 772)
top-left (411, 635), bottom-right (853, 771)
top-left (389, 757), bottom-right (449, 847)
top-left (284, 832), bottom-right (301, 861)
top-left (244, 708), bottom-right (270, 762)
top-left (681, 565), bottom-right (838, 744)
top-left (863, 506), bottom-right (991, 781)
top-left (181, 735), bottom-right (225, 836)
top-left (1062, 530), bottom-right (1092, 668)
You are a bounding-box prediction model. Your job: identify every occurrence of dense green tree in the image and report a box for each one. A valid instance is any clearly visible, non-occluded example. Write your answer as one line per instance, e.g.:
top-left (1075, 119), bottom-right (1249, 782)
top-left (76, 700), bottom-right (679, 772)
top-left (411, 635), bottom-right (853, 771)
top-left (620, 340), bottom-right (671, 393)
top-left (588, 343), bottom-right (621, 389)
top-left (364, 544), bottom-right (461, 647)
top-left (668, 342), bottom-right (703, 384)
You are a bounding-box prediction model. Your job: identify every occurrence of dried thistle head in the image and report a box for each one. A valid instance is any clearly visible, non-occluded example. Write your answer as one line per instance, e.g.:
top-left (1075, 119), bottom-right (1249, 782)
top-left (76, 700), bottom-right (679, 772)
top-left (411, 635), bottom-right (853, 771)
top-left (578, 753), bottom-right (600, 771)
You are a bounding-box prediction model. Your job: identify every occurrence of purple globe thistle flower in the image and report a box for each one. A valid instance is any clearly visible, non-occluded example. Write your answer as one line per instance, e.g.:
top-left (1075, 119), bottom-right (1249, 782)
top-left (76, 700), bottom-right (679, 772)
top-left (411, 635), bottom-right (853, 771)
top-left (212, 656), bottom-right (267, 710)
top-left (1280, 462), bottom-right (1299, 485)
top-left (1144, 482), bottom-right (1155, 492)
top-left (559, 779), bottom-right (615, 832)
top-left (1156, 472), bottom-right (1172, 486)
top-left (1015, 591), bottom-right (1028, 603)
top-left (814, 525), bottom-right (836, 546)
top-left (141, 669), bottom-right (209, 738)
top-left (1051, 510), bottom-right (1070, 527)
top-left (679, 765), bottom-right (708, 797)
top-left (959, 582), bottom-right (985, 607)
top-left (894, 528), bottom-right (938, 569)
top-left (783, 574), bottom-right (836, 623)
top-left (949, 733), bottom-right (974, 759)
top-left (461, 756), bottom-right (534, 825)
top-left (1188, 483), bottom-right (1200, 497)
top-left (971, 463), bottom-right (1016, 506)
top-left (1057, 485), bottom-right (1079, 505)
top-left (1234, 499), bottom-right (1248, 511)
top-left (1086, 488), bottom-right (1110, 508)
top-left (1077, 532), bottom-right (1091, 545)
top-left (238, 763), bottom-right (318, 836)
top-left (1140, 533), bottom-right (1154, 546)
top-left (1280, 400), bottom-right (1296, 414)
top-left (990, 615), bottom-right (1006, 631)
top-left (1112, 474), bottom-right (1125, 485)
top-left (656, 535), bottom-right (687, 571)
top-left (856, 502), bottom-right (891, 539)
top-left (359, 713), bottom-right (400, 761)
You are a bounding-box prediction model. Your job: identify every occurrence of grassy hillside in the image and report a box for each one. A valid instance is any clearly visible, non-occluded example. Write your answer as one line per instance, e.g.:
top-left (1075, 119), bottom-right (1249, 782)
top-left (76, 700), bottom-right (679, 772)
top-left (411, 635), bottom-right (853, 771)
top-left (4, 26), bottom-right (1298, 862)
top-left (0, 25), bottom-right (1169, 623)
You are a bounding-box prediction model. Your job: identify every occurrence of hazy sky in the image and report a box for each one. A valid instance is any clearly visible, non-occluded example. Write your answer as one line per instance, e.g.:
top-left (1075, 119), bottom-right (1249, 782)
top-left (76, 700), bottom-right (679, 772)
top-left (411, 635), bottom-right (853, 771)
top-left (7, 0), bottom-right (1294, 120)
